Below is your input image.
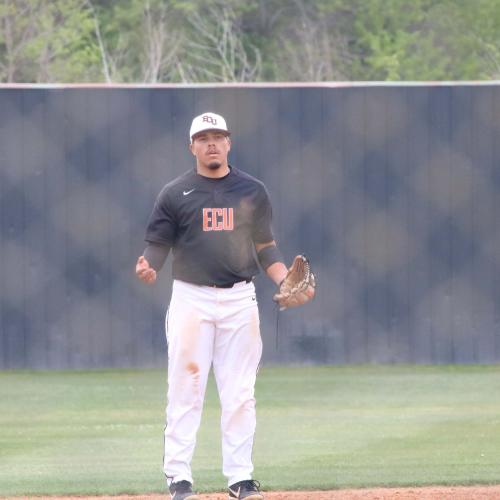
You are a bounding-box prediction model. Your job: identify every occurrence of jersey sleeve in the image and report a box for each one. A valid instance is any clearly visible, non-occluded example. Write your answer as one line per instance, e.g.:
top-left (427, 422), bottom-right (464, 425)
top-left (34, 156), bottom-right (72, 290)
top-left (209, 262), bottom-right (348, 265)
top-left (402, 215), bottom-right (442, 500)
top-left (251, 185), bottom-right (275, 244)
top-left (144, 189), bottom-right (177, 245)
top-left (143, 242), bottom-right (171, 271)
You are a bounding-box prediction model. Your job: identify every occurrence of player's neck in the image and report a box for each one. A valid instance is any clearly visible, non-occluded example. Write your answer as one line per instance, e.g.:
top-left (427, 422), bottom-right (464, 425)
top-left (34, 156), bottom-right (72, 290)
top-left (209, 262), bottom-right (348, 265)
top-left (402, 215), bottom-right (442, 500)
top-left (196, 162), bottom-right (230, 179)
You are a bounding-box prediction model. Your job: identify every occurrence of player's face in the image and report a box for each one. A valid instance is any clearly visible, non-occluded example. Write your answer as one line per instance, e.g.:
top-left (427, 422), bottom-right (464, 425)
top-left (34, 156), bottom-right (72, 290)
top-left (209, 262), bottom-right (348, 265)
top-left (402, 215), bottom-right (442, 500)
top-left (190, 131), bottom-right (231, 172)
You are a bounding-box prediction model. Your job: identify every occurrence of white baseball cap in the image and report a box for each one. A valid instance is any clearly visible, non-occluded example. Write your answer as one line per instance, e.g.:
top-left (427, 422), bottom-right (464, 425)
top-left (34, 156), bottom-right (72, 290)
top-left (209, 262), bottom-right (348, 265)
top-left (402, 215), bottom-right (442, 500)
top-left (189, 112), bottom-right (230, 142)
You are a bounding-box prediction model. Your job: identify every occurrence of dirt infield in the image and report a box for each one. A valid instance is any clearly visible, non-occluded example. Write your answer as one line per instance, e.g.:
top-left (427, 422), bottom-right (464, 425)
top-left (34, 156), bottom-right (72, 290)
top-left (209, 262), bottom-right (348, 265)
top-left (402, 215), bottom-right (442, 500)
top-left (20, 485), bottom-right (500, 499)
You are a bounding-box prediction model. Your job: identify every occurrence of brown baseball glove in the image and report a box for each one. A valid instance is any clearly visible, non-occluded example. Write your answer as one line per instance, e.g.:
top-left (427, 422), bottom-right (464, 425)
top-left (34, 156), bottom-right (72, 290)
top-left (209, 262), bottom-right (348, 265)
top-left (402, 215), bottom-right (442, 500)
top-left (273, 255), bottom-right (316, 311)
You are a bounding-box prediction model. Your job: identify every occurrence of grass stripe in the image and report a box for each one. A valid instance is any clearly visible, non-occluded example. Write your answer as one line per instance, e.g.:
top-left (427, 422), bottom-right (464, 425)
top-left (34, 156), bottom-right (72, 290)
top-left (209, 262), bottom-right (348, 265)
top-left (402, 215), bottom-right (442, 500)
top-left (0, 366), bottom-right (499, 496)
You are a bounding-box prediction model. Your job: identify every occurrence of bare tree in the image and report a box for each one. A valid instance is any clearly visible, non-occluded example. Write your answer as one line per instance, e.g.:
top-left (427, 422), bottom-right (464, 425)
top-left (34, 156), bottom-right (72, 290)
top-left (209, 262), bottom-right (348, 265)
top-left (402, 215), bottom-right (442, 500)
top-left (181, 2), bottom-right (262, 82)
top-left (141, 0), bottom-right (179, 83)
top-left (275, 0), bottom-right (352, 81)
top-left (86, 0), bottom-right (181, 83)
top-left (86, 0), bottom-right (111, 82)
top-left (481, 42), bottom-right (500, 79)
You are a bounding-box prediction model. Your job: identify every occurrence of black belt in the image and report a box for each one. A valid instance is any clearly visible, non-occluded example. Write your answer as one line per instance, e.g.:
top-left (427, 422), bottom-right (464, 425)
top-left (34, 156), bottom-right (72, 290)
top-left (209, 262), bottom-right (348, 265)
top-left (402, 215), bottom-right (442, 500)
top-left (210, 278), bottom-right (252, 289)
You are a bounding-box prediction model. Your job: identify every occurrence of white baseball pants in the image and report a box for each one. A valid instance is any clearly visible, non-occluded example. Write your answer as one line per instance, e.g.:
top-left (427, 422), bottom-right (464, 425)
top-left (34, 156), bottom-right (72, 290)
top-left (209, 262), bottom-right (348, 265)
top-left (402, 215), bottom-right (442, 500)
top-left (163, 279), bottom-right (262, 487)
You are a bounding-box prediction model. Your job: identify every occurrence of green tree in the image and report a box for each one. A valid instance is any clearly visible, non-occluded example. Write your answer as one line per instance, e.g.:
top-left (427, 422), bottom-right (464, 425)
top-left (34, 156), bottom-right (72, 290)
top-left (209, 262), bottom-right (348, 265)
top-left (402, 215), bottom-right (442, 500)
top-left (0, 0), bottom-right (101, 82)
top-left (2, 0), bottom-right (500, 83)
top-left (341, 0), bottom-right (447, 80)
top-left (329, 0), bottom-right (500, 81)
top-left (432, 0), bottom-right (500, 79)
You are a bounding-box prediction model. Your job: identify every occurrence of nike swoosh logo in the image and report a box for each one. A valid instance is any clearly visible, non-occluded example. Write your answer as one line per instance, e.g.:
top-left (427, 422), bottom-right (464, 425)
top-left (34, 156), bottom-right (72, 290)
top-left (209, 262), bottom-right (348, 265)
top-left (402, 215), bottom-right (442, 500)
top-left (183, 189), bottom-right (195, 196)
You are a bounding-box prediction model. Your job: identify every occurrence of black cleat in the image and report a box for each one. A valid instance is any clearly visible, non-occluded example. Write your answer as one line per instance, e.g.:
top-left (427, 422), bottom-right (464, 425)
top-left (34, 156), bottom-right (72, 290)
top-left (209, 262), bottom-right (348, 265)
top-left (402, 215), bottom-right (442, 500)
top-left (169, 480), bottom-right (200, 500)
top-left (228, 479), bottom-right (263, 499)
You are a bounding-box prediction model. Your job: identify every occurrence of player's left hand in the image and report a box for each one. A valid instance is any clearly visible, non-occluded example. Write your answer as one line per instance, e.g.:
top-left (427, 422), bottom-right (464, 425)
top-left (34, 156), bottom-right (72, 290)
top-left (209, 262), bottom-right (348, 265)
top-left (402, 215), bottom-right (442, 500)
top-left (273, 255), bottom-right (316, 311)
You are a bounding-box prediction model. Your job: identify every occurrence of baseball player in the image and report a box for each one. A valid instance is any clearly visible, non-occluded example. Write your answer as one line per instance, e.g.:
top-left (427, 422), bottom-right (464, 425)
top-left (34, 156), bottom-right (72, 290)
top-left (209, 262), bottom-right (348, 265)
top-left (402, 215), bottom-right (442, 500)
top-left (135, 112), bottom-right (314, 500)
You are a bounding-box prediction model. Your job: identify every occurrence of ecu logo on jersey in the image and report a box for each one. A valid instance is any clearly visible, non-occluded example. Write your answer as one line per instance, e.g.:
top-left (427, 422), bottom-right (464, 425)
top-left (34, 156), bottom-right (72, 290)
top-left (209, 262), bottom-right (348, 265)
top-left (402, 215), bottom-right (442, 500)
top-left (203, 208), bottom-right (234, 231)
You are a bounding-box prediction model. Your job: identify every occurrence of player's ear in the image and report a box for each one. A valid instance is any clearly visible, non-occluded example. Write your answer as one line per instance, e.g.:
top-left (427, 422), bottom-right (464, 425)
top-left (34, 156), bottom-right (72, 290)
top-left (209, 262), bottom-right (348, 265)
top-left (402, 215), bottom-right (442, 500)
top-left (189, 142), bottom-right (195, 156)
top-left (226, 137), bottom-right (231, 151)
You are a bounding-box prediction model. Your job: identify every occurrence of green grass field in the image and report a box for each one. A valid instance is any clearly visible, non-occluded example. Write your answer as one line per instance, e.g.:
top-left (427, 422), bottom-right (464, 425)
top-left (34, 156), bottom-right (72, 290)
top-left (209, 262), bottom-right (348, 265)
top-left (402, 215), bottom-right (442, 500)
top-left (1, 365), bottom-right (500, 496)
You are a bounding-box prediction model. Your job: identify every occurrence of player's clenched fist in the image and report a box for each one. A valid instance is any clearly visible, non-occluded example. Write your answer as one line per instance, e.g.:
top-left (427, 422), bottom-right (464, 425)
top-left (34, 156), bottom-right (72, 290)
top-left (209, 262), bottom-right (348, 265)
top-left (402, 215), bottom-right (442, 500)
top-left (135, 255), bottom-right (157, 284)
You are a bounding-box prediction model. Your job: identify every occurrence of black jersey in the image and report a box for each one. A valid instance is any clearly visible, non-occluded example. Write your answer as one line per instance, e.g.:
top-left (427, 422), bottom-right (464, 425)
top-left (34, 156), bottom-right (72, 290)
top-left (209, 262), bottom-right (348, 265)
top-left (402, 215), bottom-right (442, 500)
top-left (145, 166), bottom-right (274, 286)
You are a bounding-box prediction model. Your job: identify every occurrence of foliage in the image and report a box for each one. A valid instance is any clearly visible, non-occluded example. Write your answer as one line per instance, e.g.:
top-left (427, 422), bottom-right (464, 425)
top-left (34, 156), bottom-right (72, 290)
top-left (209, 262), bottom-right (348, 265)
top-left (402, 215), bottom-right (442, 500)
top-left (1, 0), bottom-right (500, 82)
top-left (0, 0), bottom-right (101, 82)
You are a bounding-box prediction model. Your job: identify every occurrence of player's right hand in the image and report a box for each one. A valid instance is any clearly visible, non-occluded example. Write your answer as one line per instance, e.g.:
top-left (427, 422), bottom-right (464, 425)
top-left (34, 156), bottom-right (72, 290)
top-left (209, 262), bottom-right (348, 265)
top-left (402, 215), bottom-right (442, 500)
top-left (135, 256), bottom-right (157, 284)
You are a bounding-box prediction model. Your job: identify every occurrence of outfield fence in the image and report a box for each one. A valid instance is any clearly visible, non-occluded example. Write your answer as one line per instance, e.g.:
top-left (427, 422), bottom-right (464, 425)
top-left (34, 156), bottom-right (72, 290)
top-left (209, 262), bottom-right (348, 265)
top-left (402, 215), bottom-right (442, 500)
top-left (1, 83), bottom-right (499, 368)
